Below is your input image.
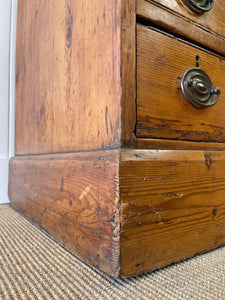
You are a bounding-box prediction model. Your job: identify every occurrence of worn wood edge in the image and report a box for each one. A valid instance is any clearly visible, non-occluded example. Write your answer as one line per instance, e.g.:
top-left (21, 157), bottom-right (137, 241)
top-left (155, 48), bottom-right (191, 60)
top-left (119, 149), bottom-right (225, 277)
top-left (120, 0), bottom-right (137, 148)
top-left (9, 150), bottom-right (121, 278)
top-left (137, 0), bottom-right (225, 57)
top-left (119, 148), bottom-right (224, 161)
top-left (135, 137), bottom-right (225, 151)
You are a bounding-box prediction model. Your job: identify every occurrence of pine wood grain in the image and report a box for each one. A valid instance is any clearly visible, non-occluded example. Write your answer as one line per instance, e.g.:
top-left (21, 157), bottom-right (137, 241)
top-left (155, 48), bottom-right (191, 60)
top-left (9, 151), bottom-right (120, 277)
top-left (136, 24), bottom-right (225, 143)
top-left (15, 0), bottom-right (121, 155)
top-left (120, 150), bottom-right (225, 277)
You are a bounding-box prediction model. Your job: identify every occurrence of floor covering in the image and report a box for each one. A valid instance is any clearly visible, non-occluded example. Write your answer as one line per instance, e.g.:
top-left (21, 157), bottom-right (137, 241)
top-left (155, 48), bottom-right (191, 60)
top-left (1, 204), bottom-right (225, 299)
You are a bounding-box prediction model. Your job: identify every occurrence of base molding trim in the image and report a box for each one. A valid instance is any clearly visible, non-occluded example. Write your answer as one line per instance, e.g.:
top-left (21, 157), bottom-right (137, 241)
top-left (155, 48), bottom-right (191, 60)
top-left (9, 149), bottom-right (225, 277)
top-left (9, 150), bottom-right (120, 277)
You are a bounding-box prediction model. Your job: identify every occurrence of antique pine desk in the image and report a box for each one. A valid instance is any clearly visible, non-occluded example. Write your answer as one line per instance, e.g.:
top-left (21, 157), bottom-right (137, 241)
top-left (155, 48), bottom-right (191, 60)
top-left (9, 0), bottom-right (225, 277)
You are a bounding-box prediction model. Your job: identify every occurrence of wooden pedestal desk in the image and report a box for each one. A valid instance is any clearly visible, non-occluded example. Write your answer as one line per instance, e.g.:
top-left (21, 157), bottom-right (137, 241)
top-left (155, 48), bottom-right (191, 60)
top-left (9, 0), bottom-right (225, 277)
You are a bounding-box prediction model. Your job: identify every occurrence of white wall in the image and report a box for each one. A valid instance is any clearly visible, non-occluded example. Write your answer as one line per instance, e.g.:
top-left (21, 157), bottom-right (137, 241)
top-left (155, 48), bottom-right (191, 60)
top-left (0, 0), bottom-right (17, 203)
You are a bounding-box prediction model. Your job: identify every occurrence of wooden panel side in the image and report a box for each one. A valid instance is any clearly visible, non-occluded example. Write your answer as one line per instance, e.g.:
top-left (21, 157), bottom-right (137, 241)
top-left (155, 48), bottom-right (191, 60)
top-left (120, 150), bottom-right (225, 277)
top-left (136, 25), bottom-right (225, 143)
top-left (15, 0), bottom-right (121, 155)
top-left (9, 151), bottom-right (120, 277)
top-left (120, 0), bottom-right (137, 147)
top-left (137, 0), bottom-right (225, 55)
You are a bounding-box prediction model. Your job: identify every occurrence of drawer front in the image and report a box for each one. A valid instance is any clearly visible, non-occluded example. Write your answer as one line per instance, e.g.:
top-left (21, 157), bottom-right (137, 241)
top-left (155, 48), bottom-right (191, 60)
top-left (148, 0), bottom-right (225, 39)
top-left (136, 24), bottom-right (225, 143)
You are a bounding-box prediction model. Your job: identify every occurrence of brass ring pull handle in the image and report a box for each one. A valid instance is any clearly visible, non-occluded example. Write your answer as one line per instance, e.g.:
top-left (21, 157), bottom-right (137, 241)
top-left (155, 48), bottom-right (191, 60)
top-left (181, 68), bottom-right (220, 108)
top-left (182, 0), bottom-right (214, 14)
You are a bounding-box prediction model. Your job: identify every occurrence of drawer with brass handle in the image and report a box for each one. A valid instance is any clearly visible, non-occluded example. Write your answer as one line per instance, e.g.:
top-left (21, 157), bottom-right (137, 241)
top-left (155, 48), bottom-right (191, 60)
top-left (182, 0), bottom-right (214, 14)
top-left (136, 24), bottom-right (225, 143)
top-left (142, 0), bottom-right (225, 38)
top-left (137, 0), bottom-right (225, 57)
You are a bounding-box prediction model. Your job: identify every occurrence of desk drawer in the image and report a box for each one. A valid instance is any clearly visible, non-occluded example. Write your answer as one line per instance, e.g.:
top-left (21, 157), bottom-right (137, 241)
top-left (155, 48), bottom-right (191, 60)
top-left (136, 24), bottom-right (225, 143)
top-left (137, 0), bottom-right (225, 57)
top-left (140, 0), bottom-right (225, 40)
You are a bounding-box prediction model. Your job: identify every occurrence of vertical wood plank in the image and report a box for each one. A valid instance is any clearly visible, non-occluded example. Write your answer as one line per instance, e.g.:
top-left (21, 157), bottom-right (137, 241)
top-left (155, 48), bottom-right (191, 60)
top-left (15, 0), bottom-right (121, 155)
top-left (120, 0), bottom-right (137, 147)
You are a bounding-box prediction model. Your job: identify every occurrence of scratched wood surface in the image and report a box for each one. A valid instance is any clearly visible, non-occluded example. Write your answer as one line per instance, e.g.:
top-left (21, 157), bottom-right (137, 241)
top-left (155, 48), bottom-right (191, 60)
top-left (136, 25), bottom-right (225, 143)
top-left (9, 151), bottom-right (120, 277)
top-left (145, 0), bottom-right (225, 39)
top-left (137, 0), bottom-right (225, 57)
top-left (120, 150), bottom-right (225, 277)
top-left (15, 0), bottom-right (121, 155)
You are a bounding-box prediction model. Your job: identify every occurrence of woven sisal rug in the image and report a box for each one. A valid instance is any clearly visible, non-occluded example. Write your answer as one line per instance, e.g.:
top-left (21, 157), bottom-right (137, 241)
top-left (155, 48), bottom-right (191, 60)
top-left (1, 204), bottom-right (225, 299)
